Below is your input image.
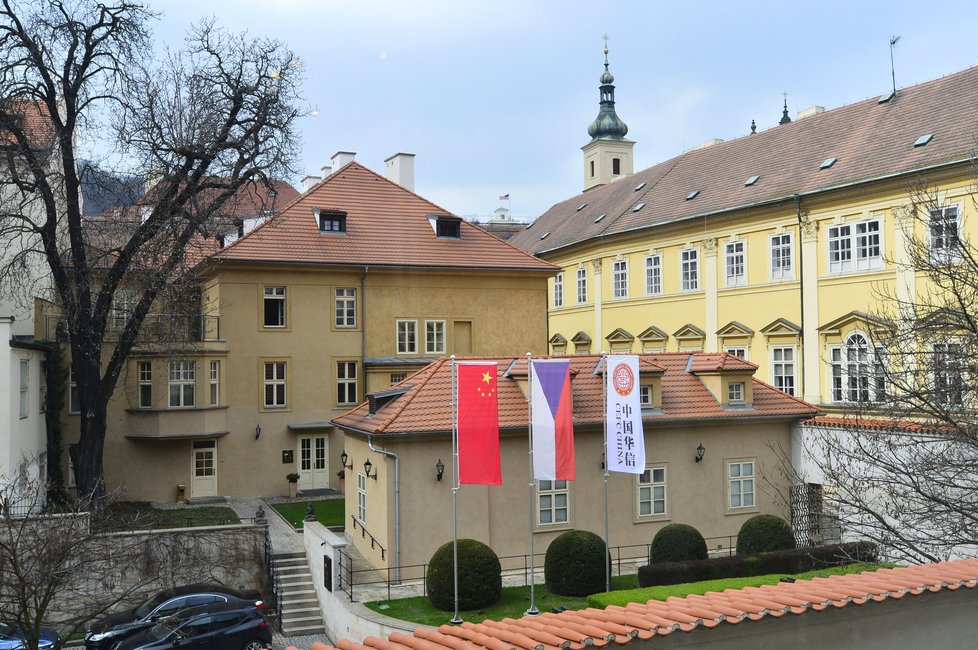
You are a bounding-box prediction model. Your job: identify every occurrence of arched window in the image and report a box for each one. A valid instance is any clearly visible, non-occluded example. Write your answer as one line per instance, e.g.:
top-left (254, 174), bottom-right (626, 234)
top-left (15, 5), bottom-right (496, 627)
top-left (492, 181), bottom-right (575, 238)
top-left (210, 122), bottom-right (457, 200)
top-left (831, 333), bottom-right (869, 402)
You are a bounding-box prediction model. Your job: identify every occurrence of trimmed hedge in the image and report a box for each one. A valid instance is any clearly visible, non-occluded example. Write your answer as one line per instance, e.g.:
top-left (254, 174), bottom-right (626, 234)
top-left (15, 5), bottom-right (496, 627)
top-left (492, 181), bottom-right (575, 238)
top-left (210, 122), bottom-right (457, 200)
top-left (637, 541), bottom-right (877, 587)
top-left (426, 539), bottom-right (502, 611)
top-left (736, 514), bottom-right (796, 555)
top-left (650, 524), bottom-right (708, 563)
top-left (545, 529), bottom-right (609, 596)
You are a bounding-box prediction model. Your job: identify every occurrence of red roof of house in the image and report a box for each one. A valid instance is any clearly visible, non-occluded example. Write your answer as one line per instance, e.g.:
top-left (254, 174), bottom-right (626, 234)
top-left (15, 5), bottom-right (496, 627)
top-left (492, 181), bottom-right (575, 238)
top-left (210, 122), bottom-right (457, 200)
top-left (332, 353), bottom-right (818, 436)
top-left (211, 162), bottom-right (557, 272)
top-left (0, 99), bottom-right (54, 149)
top-left (806, 415), bottom-right (956, 434)
top-left (287, 559), bottom-right (978, 650)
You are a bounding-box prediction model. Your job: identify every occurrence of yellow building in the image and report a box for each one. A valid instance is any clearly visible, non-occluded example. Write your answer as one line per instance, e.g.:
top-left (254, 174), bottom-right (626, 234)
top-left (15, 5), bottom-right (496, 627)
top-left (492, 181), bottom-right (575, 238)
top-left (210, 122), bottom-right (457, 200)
top-left (510, 60), bottom-right (978, 412)
top-left (53, 155), bottom-right (555, 501)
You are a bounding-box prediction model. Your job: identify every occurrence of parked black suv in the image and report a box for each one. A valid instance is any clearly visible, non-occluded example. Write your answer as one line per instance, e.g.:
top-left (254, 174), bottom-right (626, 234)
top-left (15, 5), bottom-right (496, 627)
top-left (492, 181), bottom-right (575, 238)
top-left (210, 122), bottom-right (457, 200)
top-left (85, 584), bottom-right (262, 649)
top-left (113, 601), bottom-right (271, 650)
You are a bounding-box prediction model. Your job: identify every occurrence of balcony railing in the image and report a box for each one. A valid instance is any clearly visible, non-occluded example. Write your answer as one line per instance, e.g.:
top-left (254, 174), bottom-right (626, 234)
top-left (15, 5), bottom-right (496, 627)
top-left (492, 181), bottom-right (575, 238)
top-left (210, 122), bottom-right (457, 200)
top-left (42, 314), bottom-right (221, 344)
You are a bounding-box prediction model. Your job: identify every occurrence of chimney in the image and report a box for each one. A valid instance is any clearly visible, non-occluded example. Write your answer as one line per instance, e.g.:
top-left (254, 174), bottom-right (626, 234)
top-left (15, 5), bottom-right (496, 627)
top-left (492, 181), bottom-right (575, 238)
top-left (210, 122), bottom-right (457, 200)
top-left (796, 106), bottom-right (825, 120)
top-left (331, 151), bottom-right (356, 169)
top-left (300, 175), bottom-right (320, 193)
top-left (321, 165), bottom-right (332, 179)
top-left (384, 152), bottom-right (416, 191)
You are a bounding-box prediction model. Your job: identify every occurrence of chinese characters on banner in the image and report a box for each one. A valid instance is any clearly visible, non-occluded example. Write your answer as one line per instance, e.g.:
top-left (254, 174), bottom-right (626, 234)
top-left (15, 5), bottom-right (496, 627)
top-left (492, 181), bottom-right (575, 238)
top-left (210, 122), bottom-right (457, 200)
top-left (605, 355), bottom-right (645, 473)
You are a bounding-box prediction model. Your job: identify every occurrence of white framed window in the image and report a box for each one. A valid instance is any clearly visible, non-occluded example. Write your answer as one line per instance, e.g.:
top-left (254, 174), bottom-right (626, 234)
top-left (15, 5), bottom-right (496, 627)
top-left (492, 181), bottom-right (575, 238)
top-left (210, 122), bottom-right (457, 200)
top-left (138, 361), bottom-right (153, 408)
top-left (612, 260), bottom-right (628, 298)
top-left (830, 333), bottom-right (872, 403)
top-left (396, 320), bottom-right (417, 354)
top-left (637, 466), bottom-right (667, 517)
top-left (728, 382), bottom-right (745, 403)
top-left (724, 241), bottom-right (746, 287)
top-left (771, 347), bottom-right (795, 396)
top-left (553, 273), bottom-right (564, 307)
top-left (537, 480), bottom-right (568, 525)
top-left (19, 359), bottom-right (28, 419)
top-left (263, 287), bottom-right (286, 327)
top-left (390, 373), bottom-right (407, 385)
top-left (645, 254), bottom-right (662, 295)
top-left (335, 288), bottom-right (357, 327)
top-left (933, 343), bottom-right (963, 406)
top-left (681, 249), bottom-right (699, 291)
top-left (725, 347), bottom-right (747, 359)
top-left (728, 460), bottom-right (755, 509)
top-left (68, 368), bottom-right (79, 414)
top-left (930, 206), bottom-right (961, 261)
top-left (576, 267), bottom-right (587, 304)
top-left (264, 362), bottom-right (286, 408)
top-left (337, 361), bottom-right (358, 405)
top-left (770, 233), bottom-right (793, 280)
top-left (168, 361), bottom-right (195, 407)
top-left (639, 384), bottom-right (652, 406)
top-left (828, 220), bottom-right (881, 273)
top-left (426, 320), bottom-right (446, 354)
top-left (209, 360), bottom-right (220, 405)
top-left (357, 473), bottom-right (367, 522)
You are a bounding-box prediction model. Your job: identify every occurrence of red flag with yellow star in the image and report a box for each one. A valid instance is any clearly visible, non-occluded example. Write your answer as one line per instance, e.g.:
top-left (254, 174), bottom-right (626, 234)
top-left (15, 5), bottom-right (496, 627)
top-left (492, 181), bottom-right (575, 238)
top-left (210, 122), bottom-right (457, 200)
top-left (456, 362), bottom-right (501, 485)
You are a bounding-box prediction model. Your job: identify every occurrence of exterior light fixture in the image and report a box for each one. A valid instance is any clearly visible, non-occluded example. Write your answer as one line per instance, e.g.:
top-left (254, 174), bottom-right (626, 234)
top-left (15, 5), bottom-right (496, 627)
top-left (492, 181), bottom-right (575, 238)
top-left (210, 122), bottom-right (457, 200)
top-left (254, 424), bottom-right (261, 440)
top-left (340, 450), bottom-right (353, 470)
top-left (695, 443), bottom-right (706, 463)
top-left (435, 458), bottom-right (445, 481)
top-left (364, 458), bottom-right (377, 480)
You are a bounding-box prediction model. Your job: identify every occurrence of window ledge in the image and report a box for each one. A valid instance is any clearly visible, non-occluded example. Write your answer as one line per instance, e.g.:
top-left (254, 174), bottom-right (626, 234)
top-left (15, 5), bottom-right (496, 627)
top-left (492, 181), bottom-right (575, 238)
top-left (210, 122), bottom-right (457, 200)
top-left (725, 507), bottom-right (759, 517)
top-left (126, 405), bottom-right (229, 414)
top-left (533, 523), bottom-right (573, 533)
top-left (635, 515), bottom-right (671, 524)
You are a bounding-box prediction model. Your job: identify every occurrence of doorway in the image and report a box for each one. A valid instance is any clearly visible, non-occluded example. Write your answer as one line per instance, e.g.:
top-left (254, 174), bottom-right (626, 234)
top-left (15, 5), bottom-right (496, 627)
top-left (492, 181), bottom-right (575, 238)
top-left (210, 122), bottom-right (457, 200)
top-left (190, 439), bottom-right (217, 497)
top-left (297, 435), bottom-right (329, 490)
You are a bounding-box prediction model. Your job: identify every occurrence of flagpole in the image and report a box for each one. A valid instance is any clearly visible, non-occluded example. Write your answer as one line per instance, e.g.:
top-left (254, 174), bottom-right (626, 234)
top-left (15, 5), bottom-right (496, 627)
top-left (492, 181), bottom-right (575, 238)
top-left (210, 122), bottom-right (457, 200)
top-left (602, 352), bottom-right (611, 593)
top-left (450, 355), bottom-right (462, 624)
top-left (525, 352), bottom-right (539, 616)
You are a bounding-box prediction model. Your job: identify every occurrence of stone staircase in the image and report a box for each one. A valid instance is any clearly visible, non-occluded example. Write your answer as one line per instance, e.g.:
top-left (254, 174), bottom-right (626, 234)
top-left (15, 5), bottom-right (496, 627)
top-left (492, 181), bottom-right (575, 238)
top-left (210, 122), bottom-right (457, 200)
top-left (272, 551), bottom-right (326, 636)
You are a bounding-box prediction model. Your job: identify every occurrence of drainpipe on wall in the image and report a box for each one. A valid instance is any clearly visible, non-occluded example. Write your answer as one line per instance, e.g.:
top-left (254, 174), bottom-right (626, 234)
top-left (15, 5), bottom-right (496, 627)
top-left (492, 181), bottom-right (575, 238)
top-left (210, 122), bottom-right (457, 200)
top-left (361, 266), bottom-right (368, 395)
top-left (367, 435), bottom-right (400, 583)
top-left (795, 194), bottom-right (806, 399)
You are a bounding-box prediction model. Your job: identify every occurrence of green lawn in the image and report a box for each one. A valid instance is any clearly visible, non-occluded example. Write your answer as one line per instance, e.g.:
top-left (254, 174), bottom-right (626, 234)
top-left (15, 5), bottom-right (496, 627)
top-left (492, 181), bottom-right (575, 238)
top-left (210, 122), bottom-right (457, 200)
top-left (271, 499), bottom-right (345, 530)
top-left (365, 563), bottom-right (891, 625)
top-left (93, 501), bottom-right (241, 532)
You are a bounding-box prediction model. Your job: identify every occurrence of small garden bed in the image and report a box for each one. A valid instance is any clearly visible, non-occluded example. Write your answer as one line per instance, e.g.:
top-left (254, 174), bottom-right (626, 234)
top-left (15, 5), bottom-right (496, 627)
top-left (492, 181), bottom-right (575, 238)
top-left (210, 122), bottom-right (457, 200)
top-left (271, 499), bottom-right (345, 530)
top-left (92, 501), bottom-right (241, 532)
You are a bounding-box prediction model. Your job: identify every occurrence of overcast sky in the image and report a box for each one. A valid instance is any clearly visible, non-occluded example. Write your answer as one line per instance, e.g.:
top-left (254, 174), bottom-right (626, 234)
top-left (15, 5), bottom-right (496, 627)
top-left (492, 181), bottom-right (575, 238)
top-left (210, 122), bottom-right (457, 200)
top-left (150, 0), bottom-right (978, 220)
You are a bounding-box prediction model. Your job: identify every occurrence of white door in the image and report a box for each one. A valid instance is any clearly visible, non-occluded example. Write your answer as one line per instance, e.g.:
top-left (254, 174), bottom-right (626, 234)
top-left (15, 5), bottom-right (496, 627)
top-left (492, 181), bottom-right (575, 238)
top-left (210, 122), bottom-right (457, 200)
top-left (191, 440), bottom-right (217, 497)
top-left (297, 435), bottom-right (329, 490)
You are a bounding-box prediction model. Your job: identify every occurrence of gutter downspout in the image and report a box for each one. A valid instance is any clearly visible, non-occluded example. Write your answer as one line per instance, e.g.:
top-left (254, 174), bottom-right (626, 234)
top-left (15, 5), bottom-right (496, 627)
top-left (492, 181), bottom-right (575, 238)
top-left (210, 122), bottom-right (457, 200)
top-left (795, 194), bottom-right (806, 399)
top-left (368, 435), bottom-right (400, 583)
top-left (361, 266), bottom-right (368, 390)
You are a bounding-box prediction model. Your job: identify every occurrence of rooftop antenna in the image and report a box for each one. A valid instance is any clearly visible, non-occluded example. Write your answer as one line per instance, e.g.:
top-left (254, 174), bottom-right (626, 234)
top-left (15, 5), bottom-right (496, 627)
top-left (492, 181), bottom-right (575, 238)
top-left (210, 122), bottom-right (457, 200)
top-left (889, 35), bottom-right (901, 96)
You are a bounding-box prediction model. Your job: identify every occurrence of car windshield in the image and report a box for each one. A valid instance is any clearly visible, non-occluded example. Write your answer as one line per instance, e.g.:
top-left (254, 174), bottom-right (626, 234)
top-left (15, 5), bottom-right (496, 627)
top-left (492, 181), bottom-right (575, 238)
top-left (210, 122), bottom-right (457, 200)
top-left (133, 592), bottom-right (169, 619)
top-left (147, 620), bottom-right (178, 641)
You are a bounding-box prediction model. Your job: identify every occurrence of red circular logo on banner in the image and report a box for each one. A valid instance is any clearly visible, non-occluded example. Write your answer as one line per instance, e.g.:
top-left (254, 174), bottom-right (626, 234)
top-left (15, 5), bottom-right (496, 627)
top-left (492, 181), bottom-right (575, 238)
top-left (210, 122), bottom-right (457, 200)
top-left (612, 362), bottom-right (634, 396)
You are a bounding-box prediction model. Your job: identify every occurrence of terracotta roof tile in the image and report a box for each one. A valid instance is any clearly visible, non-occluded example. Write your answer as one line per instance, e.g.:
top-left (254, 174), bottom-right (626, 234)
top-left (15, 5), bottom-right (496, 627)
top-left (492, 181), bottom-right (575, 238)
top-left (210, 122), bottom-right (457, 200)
top-left (511, 65), bottom-right (978, 256)
top-left (0, 99), bottom-right (54, 149)
top-left (332, 353), bottom-right (818, 436)
top-left (213, 161), bottom-right (556, 272)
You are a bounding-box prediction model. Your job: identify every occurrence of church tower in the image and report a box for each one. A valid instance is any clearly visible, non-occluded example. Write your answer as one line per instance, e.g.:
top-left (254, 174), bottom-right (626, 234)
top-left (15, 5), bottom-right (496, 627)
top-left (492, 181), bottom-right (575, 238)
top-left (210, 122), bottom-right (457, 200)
top-left (581, 40), bottom-right (634, 191)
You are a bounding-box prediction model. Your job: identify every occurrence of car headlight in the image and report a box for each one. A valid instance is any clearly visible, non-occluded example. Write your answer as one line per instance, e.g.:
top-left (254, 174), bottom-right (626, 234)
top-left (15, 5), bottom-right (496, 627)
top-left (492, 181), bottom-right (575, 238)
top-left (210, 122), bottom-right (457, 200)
top-left (87, 631), bottom-right (113, 642)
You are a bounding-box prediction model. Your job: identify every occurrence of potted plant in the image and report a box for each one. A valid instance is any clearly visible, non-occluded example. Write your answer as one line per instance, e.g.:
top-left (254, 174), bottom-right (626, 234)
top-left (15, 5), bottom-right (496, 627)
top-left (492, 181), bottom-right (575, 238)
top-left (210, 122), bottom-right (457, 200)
top-left (337, 469), bottom-right (346, 495)
top-left (286, 472), bottom-right (300, 498)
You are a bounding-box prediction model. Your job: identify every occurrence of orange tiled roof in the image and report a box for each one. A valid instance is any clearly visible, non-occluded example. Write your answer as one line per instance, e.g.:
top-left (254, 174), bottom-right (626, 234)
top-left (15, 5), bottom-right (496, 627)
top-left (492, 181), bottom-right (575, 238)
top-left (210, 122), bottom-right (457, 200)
top-left (332, 353), bottom-right (818, 436)
top-left (212, 162), bottom-right (557, 271)
top-left (687, 353), bottom-right (757, 373)
top-left (807, 415), bottom-right (955, 434)
top-left (510, 65), bottom-right (978, 256)
top-left (0, 99), bottom-right (54, 149)
top-left (287, 560), bottom-right (978, 650)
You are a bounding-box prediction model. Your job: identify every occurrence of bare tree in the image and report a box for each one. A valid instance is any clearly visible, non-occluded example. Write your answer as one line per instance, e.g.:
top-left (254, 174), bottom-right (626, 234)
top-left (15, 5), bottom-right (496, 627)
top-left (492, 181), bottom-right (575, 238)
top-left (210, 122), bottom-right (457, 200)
top-left (803, 172), bottom-right (978, 563)
top-left (0, 0), bottom-right (301, 507)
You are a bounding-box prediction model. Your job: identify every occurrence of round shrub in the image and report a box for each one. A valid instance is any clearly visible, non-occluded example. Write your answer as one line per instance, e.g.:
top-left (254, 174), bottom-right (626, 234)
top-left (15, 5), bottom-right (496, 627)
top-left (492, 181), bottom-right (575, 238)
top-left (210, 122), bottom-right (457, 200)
top-left (650, 523), bottom-right (708, 563)
top-left (426, 539), bottom-right (501, 611)
top-left (736, 514), bottom-right (796, 555)
top-left (544, 529), bottom-right (610, 596)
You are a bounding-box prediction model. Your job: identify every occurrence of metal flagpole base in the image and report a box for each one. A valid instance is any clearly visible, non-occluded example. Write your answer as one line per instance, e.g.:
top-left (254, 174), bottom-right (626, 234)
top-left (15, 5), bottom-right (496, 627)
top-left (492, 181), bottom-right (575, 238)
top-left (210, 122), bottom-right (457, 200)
top-left (524, 606), bottom-right (540, 616)
top-left (450, 615), bottom-right (463, 624)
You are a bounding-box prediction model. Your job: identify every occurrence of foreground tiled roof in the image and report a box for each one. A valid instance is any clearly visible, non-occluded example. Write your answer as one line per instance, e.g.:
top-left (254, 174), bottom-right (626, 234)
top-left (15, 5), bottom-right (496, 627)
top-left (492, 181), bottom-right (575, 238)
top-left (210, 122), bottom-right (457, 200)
top-left (213, 162), bottom-right (557, 271)
top-left (332, 353), bottom-right (818, 436)
top-left (806, 415), bottom-right (955, 434)
top-left (0, 99), bottom-right (54, 149)
top-left (510, 65), bottom-right (978, 256)
top-left (287, 559), bottom-right (978, 650)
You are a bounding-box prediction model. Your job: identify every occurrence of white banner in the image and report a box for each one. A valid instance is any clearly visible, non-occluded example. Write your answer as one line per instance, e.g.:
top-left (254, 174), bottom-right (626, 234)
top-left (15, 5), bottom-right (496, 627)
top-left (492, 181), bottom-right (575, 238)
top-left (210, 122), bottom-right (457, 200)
top-left (605, 355), bottom-right (645, 473)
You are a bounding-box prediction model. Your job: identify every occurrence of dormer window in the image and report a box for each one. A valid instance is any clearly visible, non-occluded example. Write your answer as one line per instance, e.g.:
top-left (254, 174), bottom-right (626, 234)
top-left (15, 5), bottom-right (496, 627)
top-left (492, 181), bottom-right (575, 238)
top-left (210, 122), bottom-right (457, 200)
top-left (728, 382), bottom-right (745, 403)
top-left (317, 209), bottom-right (347, 233)
top-left (435, 216), bottom-right (461, 239)
top-left (639, 385), bottom-right (652, 406)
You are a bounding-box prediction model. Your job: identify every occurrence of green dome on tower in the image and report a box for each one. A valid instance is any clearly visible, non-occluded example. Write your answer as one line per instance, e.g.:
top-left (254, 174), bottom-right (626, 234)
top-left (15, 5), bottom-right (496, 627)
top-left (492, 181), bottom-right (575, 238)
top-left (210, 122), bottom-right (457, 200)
top-left (587, 46), bottom-right (628, 141)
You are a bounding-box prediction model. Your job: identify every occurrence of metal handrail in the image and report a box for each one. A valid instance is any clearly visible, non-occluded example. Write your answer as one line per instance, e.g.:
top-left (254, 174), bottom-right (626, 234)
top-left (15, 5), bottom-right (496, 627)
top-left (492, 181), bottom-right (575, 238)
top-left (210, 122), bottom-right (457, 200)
top-left (350, 515), bottom-right (386, 561)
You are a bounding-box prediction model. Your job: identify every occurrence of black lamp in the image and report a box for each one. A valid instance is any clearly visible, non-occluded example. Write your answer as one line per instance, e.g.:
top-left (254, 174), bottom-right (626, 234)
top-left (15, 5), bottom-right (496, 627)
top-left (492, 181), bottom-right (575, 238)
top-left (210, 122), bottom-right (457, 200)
top-left (254, 424), bottom-right (261, 440)
top-left (695, 443), bottom-right (706, 463)
top-left (340, 450), bottom-right (353, 470)
top-left (364, 458), bottom-right (377, 480)
top-left (435, 458), bottom-right (445, 481)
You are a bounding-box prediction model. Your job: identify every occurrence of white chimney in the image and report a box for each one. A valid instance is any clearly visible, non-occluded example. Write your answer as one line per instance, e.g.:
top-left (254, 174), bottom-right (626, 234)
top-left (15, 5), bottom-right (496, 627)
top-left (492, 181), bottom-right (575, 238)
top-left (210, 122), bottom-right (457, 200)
top-left (384, 152), bottom-right (416, 191)
top-left (321, 165), bottom-right (332, 178)
top-left (300, 175), bottom-right (320, 193)
top-left (331, 151), bottom-right (356, 169)
top-left (796, 106), bottom-right (825, 120)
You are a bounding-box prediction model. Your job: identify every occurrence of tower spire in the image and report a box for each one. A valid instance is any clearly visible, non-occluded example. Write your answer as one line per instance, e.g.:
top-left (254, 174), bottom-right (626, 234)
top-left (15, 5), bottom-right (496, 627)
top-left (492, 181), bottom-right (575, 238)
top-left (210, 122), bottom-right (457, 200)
top-left (581, 37), bottom-right (634, 191)
top-left (587, 37), bottom-right (628, 140)
top-left (779, 91), bottom-right (792, 125)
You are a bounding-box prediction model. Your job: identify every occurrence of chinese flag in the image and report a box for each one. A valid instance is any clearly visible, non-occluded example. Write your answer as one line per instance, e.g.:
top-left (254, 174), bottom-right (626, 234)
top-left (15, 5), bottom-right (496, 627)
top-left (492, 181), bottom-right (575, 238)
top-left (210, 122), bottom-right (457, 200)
top-left (456, 362), bottom-right (502, 485)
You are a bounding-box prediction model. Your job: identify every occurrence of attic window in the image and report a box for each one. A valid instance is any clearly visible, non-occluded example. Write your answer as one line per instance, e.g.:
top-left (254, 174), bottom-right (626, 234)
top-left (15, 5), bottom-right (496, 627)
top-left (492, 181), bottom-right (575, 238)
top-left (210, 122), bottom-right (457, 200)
top-left (576, 203), bottom-right (588, 211)
top-left (878, 90), bottom-right (896, 104)
top-left (634, 182), bottom-right (646, 191)
top-left (686, 190), bottom-right (700, 201)
top-left (744, 175), bottom-right (760, 187)
top-left (913, 134), bottom-right (933, 147)
top-left (594, 214), bottom-right (606, 223)
top-left (819, 157), bottom-right (837, 170)
top-left (631, 203), bottom-right (645, 212)
top-left (540, 232), bottom-right (550, 240)
top-left (318, 210), bottom-right (347, 233)
top-left (525, 221), bottom-right (534, 229)
top-left (268, 189), bottom-right (278, 197)
top-left (436, 216), bottom-right (461, 239)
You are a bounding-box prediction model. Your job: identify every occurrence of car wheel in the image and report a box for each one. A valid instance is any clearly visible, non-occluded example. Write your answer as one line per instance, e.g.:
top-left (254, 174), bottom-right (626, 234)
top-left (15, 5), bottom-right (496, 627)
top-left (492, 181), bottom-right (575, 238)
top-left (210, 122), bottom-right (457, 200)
top-left (241, 639), bottom-right (267, 650)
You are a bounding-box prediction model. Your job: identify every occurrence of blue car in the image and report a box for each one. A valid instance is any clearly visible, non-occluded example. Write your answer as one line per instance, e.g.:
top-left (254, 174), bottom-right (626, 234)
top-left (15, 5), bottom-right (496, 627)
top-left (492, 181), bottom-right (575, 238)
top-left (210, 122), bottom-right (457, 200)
top-left (0, 621), bottom-right (59, 650)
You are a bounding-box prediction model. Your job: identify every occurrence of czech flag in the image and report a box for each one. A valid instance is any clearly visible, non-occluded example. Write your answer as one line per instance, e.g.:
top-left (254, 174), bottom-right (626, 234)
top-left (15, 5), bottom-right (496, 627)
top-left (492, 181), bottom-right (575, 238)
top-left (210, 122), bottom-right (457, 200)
top-left (456, 362), bottom-right (502, 485)
top-left (530, 359), bottom-right (575, 480)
